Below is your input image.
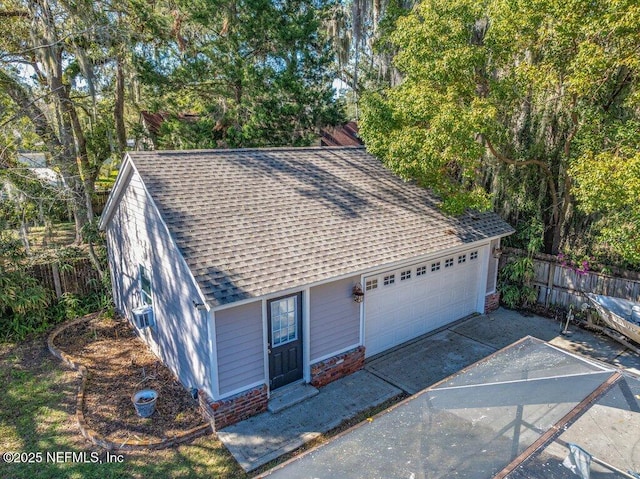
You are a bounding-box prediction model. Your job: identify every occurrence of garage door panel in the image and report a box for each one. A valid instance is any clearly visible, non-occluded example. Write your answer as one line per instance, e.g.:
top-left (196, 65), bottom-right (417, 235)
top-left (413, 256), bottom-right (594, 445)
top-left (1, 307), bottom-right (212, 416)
top-left (365, 249), bottom-right (483, 357)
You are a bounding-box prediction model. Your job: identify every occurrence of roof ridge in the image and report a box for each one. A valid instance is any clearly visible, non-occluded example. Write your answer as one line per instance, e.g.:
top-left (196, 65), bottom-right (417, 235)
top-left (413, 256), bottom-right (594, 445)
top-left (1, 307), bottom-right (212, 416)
top-left (127, 145), bottom-right (366, 156)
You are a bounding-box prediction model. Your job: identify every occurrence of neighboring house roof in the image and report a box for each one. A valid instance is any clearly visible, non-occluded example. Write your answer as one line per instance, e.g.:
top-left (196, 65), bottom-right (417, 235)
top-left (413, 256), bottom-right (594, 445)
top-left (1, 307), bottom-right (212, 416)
top-left (142, 112), bottom-right (362, 148)
top-left (17, 152), bottom-right (47, 168)
top-left (140, 111), bottom-right (170, 137)
top-left (320, 121), bottom-right (363, 147)
top-left (28, 167), bottom-right (64, 187)
top-left (104, 147), bottom-right (513, 307)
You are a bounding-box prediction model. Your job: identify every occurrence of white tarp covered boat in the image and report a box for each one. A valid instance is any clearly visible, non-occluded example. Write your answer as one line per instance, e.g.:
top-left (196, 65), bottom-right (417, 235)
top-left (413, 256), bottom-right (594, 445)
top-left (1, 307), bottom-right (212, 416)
top-left (586, 293), bottom-right (640, 345)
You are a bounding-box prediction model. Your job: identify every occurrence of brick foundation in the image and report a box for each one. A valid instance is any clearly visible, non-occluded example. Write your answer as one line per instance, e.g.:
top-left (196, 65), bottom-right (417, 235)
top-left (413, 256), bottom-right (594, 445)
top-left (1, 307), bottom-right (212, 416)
top-left (198, 384), bottom-right (268, 430)
top-left (310, 346), bottom-right (365, 388)
top-left (485, 292), bottom-right (501, 313)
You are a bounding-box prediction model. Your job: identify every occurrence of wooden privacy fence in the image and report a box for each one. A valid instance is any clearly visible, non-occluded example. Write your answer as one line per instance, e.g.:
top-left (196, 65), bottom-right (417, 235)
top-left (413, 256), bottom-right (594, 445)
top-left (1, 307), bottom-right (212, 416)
top-left (27, 258), bottom-right (103, 298)
top-left (500, 247), bottom-right (640, 309)
top-left (92, 190), bottom-right (111, 216)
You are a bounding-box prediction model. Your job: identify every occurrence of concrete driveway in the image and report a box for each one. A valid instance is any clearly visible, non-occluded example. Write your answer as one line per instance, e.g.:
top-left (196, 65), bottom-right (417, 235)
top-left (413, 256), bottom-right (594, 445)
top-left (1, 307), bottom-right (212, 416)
top-left (365, 307), bottom-right (639, 395)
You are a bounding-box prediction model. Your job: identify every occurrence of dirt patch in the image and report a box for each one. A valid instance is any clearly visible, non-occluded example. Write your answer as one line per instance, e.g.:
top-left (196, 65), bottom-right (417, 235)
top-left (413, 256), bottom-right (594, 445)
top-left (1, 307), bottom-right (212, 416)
top-left (53, 315), bottom-right (206, 443)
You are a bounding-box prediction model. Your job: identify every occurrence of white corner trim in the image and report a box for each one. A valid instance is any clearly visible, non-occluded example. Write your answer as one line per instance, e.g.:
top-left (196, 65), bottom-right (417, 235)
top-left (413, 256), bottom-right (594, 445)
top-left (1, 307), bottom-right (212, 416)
top-left (476, 244), bottom-right (490, 313)
top-left (261, 299), bottom-right (269, 396)
top-left (303, 287), bottom-right (311, 383)
top-left (486, 237), bottom-right (501, 295)
top-left (98, 154), bottom-right (133, 230)
top-left (208, 310), bottom-right (220, 399)
top-left (359, 272), bottom-right (366, 349)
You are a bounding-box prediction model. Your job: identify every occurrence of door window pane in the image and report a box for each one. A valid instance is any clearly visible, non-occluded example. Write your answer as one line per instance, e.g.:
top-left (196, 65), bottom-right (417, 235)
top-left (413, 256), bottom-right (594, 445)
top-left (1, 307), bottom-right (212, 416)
top-left (271, 296), bottom-right (298, 346)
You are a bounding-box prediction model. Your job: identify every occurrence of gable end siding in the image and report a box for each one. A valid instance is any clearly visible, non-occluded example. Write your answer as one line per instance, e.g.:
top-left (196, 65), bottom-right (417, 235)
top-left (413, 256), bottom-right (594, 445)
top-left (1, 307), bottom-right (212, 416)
top-left (309, 276), bottom-right (361, 361)
top-left (105, 170), bottom-right (212, 395)
top-left (215, 301), bottom-right (265, 396)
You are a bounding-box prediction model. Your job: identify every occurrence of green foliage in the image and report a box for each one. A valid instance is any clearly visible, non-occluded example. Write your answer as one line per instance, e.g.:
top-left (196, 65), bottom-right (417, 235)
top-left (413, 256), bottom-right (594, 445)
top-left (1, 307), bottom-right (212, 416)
top-left (0, 270), bottom-right (52, 339)
top-left (569, 118), bottom-right (640, 268)
top-left (147, 0), bottom-right (345, 149)
top-left (1, 286), bottom-right (114, 342)
top-left (360, 0), bottom-right (640, 256)
top-left (0, 218), bottom-right (113, 341)
top-left (360, 86), bottom-right (492, 215)
top-left (0, 227), bottom-right (51, 337)
top-left (0, 168), bottom-right (69, 229)
top-left (499, 218), bottom-right (542, 308)
top-left (0, 229), bottom-right (52, 340)
top-left (498, 257), bottom-right (538, 309)
top-left (504, 218), bottom-right (544, 254)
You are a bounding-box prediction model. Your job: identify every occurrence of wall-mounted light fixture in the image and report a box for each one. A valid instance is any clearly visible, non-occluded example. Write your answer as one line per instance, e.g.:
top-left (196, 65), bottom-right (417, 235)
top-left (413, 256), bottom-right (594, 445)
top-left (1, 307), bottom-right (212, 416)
top-left (353, 283), bottom-right (365, 303)
top-left (492, 247), bottom-right (503, 259)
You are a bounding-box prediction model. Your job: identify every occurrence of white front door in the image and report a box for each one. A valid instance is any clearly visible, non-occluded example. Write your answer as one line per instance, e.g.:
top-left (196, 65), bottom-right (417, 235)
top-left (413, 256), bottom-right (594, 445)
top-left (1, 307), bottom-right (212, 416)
top-left (364, 249), bottom-right (482, 357)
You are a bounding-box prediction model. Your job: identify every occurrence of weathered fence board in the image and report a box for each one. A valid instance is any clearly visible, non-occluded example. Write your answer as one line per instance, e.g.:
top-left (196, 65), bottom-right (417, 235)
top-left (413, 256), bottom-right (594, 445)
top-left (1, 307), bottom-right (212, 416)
top-left (501, 247), bottom-right (640, 309)
top-left (92, 190), bottom-right (111, 216)
top-left (27, 258), bottom-right (102, 298)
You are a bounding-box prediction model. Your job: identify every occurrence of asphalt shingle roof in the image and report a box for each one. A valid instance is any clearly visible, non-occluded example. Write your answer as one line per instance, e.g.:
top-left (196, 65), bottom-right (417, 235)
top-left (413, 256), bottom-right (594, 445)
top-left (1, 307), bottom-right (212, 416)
top-left (128, 147), bottom-right (514, 307)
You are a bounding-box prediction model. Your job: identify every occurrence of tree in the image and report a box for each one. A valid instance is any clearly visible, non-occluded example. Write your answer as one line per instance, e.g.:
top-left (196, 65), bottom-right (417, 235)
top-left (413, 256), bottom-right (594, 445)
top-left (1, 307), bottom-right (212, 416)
top-left (360, 0), bottom-right (640, 255)
top-left (569, 120), bottom-right (640, 267)
top-left (1, 0), bottom-right (170, 276)
top-left (144, 0), bottom-right (344, 148)
top-left (326, 0), bottom-right (416, 118)
top-left (1, 0), bottom-right (184, 280)
top-left (1, 0), bottom-right (95, 241)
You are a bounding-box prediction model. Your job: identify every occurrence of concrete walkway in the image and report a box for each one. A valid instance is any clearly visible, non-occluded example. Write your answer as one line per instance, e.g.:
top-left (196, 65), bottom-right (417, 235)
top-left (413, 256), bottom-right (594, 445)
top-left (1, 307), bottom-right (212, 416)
top-left (217, 308), bottom-right (640, 472)
top-left (217, 370), bottom-right (401, 471)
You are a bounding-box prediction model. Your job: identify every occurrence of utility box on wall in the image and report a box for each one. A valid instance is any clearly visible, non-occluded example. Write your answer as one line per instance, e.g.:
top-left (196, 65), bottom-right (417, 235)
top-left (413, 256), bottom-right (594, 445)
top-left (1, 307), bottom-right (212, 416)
top-left (132, 305), bottom-right (155, 329)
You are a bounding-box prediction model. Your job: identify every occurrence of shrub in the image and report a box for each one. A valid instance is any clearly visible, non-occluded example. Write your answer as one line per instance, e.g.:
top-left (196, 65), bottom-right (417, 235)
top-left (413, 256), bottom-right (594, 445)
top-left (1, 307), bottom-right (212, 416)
top-left (0, 269), bottom-right (53, 341)
top-left (498, 256), bottom-right (538, 309)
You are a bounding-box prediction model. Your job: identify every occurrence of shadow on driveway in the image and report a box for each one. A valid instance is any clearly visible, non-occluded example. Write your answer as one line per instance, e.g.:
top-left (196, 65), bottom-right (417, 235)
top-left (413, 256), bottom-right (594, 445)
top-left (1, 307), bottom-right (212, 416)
top-left (365, 307), bottom-right (640, 394)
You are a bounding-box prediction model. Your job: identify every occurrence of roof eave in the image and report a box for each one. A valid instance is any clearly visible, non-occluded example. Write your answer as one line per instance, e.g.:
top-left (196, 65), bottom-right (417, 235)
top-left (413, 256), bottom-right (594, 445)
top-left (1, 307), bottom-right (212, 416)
top-left (209, 230), bottom-right (513, 312)
top-left (98, 153), bottom-right (134, 231)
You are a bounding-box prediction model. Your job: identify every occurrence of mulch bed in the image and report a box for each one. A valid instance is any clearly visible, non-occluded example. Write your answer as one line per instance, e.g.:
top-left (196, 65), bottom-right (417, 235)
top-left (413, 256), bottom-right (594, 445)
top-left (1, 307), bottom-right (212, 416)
top-left (54, 315), bottom-right (205, 443)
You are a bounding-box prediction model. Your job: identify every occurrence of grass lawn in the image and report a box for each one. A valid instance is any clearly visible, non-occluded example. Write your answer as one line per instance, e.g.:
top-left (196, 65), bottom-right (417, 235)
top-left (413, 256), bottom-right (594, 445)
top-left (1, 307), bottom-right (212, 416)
top-left (1, 326), bottom-right (403, 479)
top-left (0, 337), bottom-right (247, 479)
top-left (8, 222), bottom-right (77, 254)
top-left (27, 222), bottom-right (77, 249)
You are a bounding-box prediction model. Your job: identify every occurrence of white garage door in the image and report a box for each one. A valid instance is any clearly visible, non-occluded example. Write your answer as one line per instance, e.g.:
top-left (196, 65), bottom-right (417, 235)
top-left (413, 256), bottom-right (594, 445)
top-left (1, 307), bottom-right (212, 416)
top-left (364, 249), bottom-right (483, 357)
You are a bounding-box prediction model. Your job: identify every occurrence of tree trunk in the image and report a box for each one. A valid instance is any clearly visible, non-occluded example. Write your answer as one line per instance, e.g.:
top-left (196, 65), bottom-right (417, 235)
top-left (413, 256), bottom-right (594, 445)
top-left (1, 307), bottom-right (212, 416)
top-left (114, 57), bottom-right (127, 152)
top-left (20, 213), bottom-right (31, 255)
top-left (87, 239), bottom-right (105, 281)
